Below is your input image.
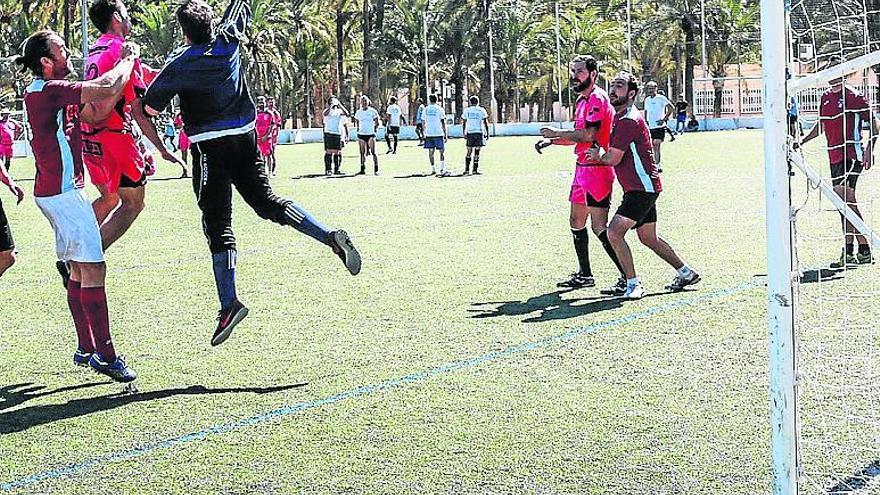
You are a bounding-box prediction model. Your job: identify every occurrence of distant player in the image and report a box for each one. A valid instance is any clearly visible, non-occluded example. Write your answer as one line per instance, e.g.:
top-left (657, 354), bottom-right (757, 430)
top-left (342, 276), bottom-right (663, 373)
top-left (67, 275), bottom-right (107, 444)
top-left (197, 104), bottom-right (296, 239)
top-left (423, 94), bottom-right (448, 176)
top-left (461, 95), bottom-right (489, 175)
top-left (801, 72), bottom-right (879, 267)
top-left (354, 95), bottom-right (381, 175)
top-left (415, 98), bottom-right (426, 144)
top-left (132, 0), bottom-right (361, 346)
top-left (267, 97), bottom-right (281, 176)
top-left (384, 96), bottom-right (406, 154)
top-left (82, 0), bottom-right (167, 254)
top-left (674, 94), bottom-right (688, 135)
top-left (163, 114), bottom-right (177, 151)
top-left (0, 111), bottom-right (23, 171)
top-left (643, 81), bottom-right (674, 172)
top-left (323, 95), bottom-right (349, 175)
top-left (588, 72), bottom-right (700, 300)
top-left (174, 111), bottom-right (190, 176)
top-left (536, 55), bottom-right (625, 290)
top-left (18, 30), bottom-right (138, 381)
top-left (255, 96), bottom-right (274, 175)
top-left (0, 151), bottom-right (24, 277)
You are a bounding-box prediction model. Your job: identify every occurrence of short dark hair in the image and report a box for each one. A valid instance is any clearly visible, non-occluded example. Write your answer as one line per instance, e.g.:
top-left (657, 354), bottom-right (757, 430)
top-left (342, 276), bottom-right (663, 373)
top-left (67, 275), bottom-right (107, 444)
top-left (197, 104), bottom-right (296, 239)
top-left (572, 54), bottom-right (598, 73)
top-left (15, 30), bottom-right (55, 77)
top-left (614, 71), bottom-right (639, 97)
top-left (389, 96), bottom-right (397, 104)
top-left (429, 94), bottom-right (438, 104)
top-left (177, 0), bottom-right (213, 45)
top-left (469, 95), bottom-right (479, 105)
top-left (89, 0), bottom-right (123, 34)
top-left (417, 98), bottom-right (424, 104)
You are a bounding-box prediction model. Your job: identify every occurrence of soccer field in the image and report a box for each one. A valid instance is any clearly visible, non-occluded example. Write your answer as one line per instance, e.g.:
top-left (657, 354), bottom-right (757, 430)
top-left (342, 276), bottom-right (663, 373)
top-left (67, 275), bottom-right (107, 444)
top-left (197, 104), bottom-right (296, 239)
top-left (0, 131), bottom-right (876, 494)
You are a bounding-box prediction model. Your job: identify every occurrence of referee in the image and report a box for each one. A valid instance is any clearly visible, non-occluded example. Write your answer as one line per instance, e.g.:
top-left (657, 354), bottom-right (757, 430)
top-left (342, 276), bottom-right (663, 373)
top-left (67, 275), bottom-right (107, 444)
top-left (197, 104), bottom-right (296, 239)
top-left (133, 0), bottom-right (361, 347)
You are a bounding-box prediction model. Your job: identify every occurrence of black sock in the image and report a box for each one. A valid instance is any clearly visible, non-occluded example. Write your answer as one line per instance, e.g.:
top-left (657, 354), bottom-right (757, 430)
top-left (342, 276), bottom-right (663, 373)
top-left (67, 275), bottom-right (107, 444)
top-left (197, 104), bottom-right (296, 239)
top-left (333, 154), bottom-right (341, 172)
top-left (465, 157), bottom-right (472, 171)
top-left (473, 151), bottom-right (480, 172)
top-left (323, 154), bottom-right (332, 172)
top-left (385, 134), bottom-right (392, 150)
top-left (598, 230), bottom-right (625, 277)
top-left (393, 135), bottom-right (398, 152)
top-left (572, 228), bottom-right (592, 276)
top-left (846, 243), bottom-right (855, 256)
top-left (858, 243), bottom-right (871, 255)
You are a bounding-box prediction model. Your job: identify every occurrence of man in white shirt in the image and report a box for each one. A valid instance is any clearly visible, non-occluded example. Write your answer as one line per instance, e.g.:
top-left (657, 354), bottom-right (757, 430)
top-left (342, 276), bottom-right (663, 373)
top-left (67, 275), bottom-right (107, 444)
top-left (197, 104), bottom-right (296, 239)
top-left (415, 98), bottom-right (426, 144)
top-left (323, 95), bottom-right (350, 175)
top-left (642, 81), bottom-right (674, 172)
top-left (422, 94), bottom-right (448, 176)
top-left (384, 96), bottom-right (407, 154)
top-left (353, 95), bottom-right (381, 175)
top-left (461, 95), bottom-right (489, 175)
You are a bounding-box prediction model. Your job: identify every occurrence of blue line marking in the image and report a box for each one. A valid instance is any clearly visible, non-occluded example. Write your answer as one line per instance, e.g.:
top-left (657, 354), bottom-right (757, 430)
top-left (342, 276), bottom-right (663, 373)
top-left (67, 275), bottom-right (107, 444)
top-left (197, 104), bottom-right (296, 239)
top-left (1, 281), bottom-right (759, 492)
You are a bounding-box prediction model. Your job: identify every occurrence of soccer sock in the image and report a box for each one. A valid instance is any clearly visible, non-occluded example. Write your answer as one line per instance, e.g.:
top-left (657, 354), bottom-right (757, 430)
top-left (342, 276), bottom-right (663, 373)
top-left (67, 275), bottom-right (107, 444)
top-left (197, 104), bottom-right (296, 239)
top-left (571, 228), bottom-right (592, 276)
top-left (67, 281), bottom-right (95, 353)
top-left (212, 250), bottom-right (238, 311)
top-left (393, 135), bottom-right (399, 152)
top-left (385, 133), bottom-right (392, 150)
top-left (473, 150), bottom-right (481, 172)
top-left (80, 286), bottom-right (115, 361)
top-left (333, 154), bottom-right (342, 172)
top-left (465, 157), bottom-right (472, 171)
top-left (282, 201), bottom-right (332, 246)
top-left (858, 243), bottom-right (871, 255)
top-left (323, 154), bottom-right (332, 172)
top-left (627, 277), bottom-right (640, 288)
top-left (597, 230), bottom-right (625, 277)
top-left (440, 160), bottom-right (446, 172)
top-left (846, 243), bottom-right (855, 256)
top-left (676, 265), bottom-right (694, 278)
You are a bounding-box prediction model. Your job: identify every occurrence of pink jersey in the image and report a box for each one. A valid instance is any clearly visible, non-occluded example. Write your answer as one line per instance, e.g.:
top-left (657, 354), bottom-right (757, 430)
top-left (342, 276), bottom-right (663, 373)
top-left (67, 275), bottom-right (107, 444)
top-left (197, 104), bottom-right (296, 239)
top-left (820, 86), bottom-right (871, 164)
top-left (23, 79), bottom-right (85, 197)
top-left (574, 87), bottom-right (615, 165)
top-left (83, 33), bottom-right (144, 132)
top-left (0, 121), bottom-right (20, 146)
top-left (256, 111), bottom-right (273, 140)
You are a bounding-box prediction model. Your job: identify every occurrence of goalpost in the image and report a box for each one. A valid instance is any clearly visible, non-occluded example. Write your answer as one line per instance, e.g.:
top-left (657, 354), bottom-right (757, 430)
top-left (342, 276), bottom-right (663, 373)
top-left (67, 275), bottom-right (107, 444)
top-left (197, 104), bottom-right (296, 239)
top-left (764, 1), bottom-right (880, 494)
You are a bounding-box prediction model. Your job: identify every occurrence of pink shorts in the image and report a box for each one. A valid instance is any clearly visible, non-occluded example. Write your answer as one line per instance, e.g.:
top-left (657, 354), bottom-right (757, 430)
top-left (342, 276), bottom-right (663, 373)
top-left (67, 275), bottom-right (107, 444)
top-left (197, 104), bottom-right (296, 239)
top-left (83, 131), bottom-right (147, 193)
top-left (0, 145), bottom-right (12, 159)
top-left (178, 131), bottom-right (190, 151)
top-left (569, 164), bottom-right (615, 207)
top-left (258, 139), bottom-right (273, 157)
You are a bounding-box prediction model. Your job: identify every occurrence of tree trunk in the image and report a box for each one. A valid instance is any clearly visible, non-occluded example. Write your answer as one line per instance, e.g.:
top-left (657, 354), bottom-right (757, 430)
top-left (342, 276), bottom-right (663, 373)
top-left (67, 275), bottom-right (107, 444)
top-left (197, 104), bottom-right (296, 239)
top-left (683, 16), bottom-right (697, 118)
top-left (335, 8), bottom-right (347, 104)
top-left (672, 44), bottom-right (682, 101)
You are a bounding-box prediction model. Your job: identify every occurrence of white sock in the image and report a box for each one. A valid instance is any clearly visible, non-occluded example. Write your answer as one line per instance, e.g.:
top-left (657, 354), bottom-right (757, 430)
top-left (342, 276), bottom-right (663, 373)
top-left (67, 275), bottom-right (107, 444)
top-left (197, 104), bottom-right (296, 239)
top-left (440, 160), bottom-right (446, 172)
top-left (627, 277), bottom-right (639, 288)
top-left (677, 265), bottom-right (692, 278)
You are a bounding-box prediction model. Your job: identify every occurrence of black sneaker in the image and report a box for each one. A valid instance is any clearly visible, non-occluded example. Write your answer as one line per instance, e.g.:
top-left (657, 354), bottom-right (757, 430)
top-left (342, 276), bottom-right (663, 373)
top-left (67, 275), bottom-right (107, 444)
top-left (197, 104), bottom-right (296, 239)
top-left (556, 273), bottom-right (596, 289)
top-left (56, 260), bottom-right (70, 289)
top-left (666, 270), bottom-right (701, 291)
top-left (600, 277), bottom-right (627, 296)
top-left (212, 299), bottom-right (249, 347)
top-left (330, 230), bottom-right (361, 275)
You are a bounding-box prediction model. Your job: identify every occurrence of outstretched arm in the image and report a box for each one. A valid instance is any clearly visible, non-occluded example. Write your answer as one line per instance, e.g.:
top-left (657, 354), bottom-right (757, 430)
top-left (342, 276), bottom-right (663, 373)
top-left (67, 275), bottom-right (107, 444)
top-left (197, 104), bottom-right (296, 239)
top-left (131, 99), bottom-right (184, 166)
top-left (218, 0), bottom-right (252, 40)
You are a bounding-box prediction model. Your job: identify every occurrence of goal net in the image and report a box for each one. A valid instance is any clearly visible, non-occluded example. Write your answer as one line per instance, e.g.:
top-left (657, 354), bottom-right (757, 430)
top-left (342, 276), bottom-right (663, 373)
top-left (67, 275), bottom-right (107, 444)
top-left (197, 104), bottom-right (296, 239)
top-left (765, 0), bottom-right (880, 493)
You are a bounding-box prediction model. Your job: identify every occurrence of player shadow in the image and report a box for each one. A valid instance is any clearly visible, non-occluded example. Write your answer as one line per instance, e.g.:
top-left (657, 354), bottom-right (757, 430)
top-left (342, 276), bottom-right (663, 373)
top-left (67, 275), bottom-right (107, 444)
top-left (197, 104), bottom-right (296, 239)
top-left (393, 173), bottom-right (436, 179)
top-left (149, 175), bottom-right (191, 182)
top-left (291, 173), bottom-right (331, 180)
top-left (0, 382), bottom-right (307, 434)
top-left (826, 459), bottom-right (880, 493)
top-left (0, 382), bottom-right (106, 412)
top-left (469, 289), bottom-right (675, 323)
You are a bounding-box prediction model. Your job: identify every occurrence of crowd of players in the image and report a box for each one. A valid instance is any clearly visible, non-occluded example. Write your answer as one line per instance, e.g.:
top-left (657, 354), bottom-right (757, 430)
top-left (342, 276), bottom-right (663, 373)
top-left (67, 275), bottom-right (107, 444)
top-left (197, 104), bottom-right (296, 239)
top-left (0, 0), bottom-right (873, 388)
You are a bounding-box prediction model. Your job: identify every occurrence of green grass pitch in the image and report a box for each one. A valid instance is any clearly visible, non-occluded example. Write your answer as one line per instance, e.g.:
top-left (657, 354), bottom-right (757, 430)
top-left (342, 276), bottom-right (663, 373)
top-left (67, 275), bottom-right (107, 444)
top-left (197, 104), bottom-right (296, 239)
top-left (0, 131), bottom-right (877, 494)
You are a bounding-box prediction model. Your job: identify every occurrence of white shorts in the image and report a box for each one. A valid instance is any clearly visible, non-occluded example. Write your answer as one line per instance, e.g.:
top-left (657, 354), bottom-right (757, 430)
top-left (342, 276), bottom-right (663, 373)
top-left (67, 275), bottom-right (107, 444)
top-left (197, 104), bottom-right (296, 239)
top-left (35, 188), bottom-right (104, 263)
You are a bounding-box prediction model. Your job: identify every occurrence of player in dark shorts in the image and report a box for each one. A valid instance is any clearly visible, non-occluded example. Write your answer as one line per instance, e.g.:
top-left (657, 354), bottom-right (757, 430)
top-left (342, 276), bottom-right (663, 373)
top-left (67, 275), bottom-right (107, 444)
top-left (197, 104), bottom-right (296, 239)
top-left (133, 0), bottom-right (362, 347)
top-left (588, 72), bottom-right (699, 300)
top-left (323, 95), bottom-right (349, 175)
top-left (461, 95), bottom-right (489, 175)
top-left (0, 157), bottom-right (24, 277)
top-left (801, 73), bottom-right (879, 267)
top-left (384, 96), bottom-right (406, 154)
top-left (415, 98), bottom-right (425, 144)
top-left (674, 94), bottom-right (688, 135)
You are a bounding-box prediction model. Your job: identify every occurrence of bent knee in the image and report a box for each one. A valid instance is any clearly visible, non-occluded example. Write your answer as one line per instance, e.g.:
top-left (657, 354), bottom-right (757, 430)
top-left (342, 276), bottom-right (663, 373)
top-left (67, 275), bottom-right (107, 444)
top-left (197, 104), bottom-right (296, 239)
top-left (0, 250), bottom-right (16, 270)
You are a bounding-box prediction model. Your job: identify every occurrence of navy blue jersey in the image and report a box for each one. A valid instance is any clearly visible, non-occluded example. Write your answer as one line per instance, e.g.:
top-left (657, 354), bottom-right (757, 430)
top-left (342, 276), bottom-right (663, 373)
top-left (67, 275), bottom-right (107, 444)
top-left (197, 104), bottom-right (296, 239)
top-left (143, 0), bottom-right (255, 143)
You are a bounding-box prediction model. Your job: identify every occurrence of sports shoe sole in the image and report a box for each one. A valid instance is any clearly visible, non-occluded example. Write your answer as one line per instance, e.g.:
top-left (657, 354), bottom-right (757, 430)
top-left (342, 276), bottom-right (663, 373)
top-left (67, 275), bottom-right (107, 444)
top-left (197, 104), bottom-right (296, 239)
top-left (211, 306), bottom-right (249, 347)
top-left (333, 230), bottom-right (362, 276)
top-left (667, 274), bottom-right (702, 292)
top-left (89, 361), bottom-right (137, 383)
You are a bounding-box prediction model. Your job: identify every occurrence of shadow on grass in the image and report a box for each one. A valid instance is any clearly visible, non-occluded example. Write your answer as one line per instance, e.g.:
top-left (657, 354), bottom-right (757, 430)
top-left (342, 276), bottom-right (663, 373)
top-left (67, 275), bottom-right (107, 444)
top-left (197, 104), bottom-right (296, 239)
top-left (148, 175), bottom-right (190, 182)
top-left (393, 173), bottom-right (436, 179)
top-left (0, 382), bottom-right (307, 434)
top-left (827, 459), bottom-right (880, 493)
top-left (0, 382), bottom-right (105, 412)
top-left (469, 289), bottom-right (677, 323)
top-left (801, 268), bottom-right (845, 284)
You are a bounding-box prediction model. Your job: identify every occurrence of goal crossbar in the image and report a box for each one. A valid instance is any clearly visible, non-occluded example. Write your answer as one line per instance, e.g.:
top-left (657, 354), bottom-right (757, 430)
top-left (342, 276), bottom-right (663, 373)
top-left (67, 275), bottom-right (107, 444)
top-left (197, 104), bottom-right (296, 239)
top-left (788, 51), bottom-right (880, 93)
top-left (790, 152), bottom-right (880, 251)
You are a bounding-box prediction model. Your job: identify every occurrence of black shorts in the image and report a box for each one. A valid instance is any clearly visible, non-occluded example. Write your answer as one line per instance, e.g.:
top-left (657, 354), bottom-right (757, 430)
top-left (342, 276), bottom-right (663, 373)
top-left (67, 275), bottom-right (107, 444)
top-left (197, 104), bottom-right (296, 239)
top-left (650, 128), bottom-right (666, 141)
top-left (119, 169), bottom-right (147, 189)
top-left (586, 192), bottom-right (611, 209)
top-left (324, 133), bottom-right (342, 151)
top-left (358, 134), bottom-right (375, 143)
top-left (465, 133), bottom-right (485, 148)
top-left (0, 197), bottom-right (13, 251)
top-left (831, 159), bottom-right (862, 188)
top-left (617, 191), bottom-right (659, 228)
top-left (388, 126), bottom-right (400, 135)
